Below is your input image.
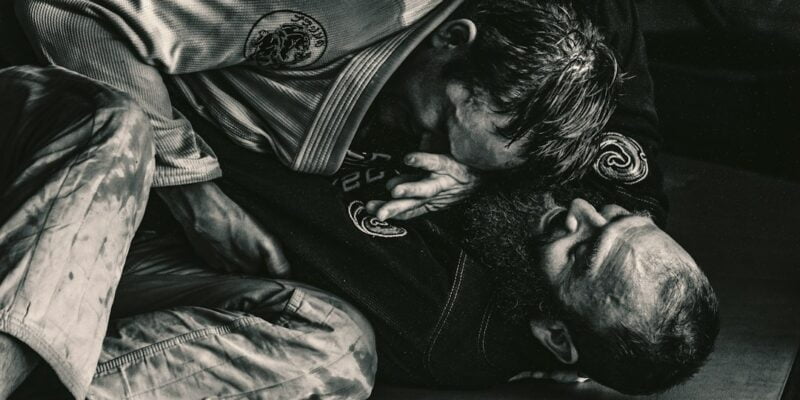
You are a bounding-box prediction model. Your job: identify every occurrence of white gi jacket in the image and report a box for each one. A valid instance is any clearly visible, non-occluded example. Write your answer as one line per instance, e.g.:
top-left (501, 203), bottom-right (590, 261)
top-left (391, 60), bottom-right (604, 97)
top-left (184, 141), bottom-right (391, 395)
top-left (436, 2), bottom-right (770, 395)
top-left (20, 0), bottom-right (464, 186)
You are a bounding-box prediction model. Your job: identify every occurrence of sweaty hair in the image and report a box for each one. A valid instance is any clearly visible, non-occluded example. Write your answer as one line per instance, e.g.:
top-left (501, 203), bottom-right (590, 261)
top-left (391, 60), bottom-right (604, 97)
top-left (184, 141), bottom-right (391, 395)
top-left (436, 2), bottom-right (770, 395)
top-left (446, 0), bottom-right (621, 182)
top-left (559, 245), bottom-right (720, 395)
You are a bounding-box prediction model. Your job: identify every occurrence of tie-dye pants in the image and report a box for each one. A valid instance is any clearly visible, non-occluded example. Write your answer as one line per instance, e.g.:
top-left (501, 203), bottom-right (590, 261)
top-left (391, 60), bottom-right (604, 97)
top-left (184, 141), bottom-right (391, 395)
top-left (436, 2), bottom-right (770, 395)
top-left (0, 66), bottom-right (376, 399)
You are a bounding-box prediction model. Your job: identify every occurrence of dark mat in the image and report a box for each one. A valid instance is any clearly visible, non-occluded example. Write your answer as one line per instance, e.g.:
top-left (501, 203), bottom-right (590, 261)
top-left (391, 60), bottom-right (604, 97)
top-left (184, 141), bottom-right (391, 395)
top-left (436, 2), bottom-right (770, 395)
top-left (371, 155), bottom-right (800, 399)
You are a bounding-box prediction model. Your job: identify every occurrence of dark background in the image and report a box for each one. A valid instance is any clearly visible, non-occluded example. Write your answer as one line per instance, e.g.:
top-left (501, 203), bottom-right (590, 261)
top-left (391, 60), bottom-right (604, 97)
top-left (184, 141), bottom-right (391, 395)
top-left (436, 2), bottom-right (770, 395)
top-left (637, 0), bottom-right (799, 182)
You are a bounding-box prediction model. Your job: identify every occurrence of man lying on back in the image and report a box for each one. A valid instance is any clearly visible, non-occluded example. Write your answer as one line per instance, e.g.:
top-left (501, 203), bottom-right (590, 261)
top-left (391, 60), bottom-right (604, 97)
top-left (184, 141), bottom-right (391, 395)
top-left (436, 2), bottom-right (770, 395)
top-left (3, 0), bottom-right (717, 397)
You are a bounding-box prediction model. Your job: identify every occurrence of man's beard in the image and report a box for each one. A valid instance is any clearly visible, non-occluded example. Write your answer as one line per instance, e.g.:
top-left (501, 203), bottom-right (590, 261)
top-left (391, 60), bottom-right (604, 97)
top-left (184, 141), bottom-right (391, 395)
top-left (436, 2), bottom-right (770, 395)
top-left (457, 180), bottom-right (605, 323)
top-left (458, 182), bottom-right (557, 323)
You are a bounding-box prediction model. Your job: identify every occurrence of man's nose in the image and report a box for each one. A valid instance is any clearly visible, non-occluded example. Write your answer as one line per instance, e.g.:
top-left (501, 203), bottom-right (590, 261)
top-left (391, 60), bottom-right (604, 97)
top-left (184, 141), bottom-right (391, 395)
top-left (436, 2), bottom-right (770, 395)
top-left (564, 198), bottom-right (607, 233)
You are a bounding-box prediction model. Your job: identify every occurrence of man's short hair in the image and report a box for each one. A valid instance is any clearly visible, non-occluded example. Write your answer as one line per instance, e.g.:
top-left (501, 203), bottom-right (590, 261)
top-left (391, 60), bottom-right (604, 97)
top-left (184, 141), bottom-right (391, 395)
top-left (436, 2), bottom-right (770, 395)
top-left (446, 0), bottom-right (621, 182)
top-left (560, 251), bottom-right (721, 395)
top-left (459, 183), bottom-right (720, 395)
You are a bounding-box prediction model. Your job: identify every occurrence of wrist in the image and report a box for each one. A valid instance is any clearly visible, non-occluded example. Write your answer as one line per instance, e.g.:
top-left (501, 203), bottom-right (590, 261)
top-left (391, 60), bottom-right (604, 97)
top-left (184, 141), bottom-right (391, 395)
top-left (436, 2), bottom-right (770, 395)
top-left (155, 181), bottom-right (221, 224)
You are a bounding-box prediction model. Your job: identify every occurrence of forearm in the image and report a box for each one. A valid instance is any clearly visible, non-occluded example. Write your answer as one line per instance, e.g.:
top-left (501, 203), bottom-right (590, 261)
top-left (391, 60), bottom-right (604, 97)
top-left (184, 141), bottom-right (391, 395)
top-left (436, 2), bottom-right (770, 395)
top-left (155, 180), bottom-right (291, 276)
top-left (17, 0), bottom-right (221, 187)
top-left (155, 181), bottom-right (226, 226)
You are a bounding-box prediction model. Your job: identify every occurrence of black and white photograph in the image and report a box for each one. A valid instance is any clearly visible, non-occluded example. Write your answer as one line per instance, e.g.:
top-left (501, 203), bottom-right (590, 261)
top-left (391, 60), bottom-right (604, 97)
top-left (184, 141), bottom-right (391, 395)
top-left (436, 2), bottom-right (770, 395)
top-left (0, 0), bottom-right (798, 399)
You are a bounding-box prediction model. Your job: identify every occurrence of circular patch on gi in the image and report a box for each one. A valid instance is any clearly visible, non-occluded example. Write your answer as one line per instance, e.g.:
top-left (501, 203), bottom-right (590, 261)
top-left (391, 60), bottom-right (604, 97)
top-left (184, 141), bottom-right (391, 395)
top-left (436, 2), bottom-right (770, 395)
top-left (593, 132), bottom-right (649, 185)
top-left (347, 201), bottom-right (407, 238)
top-left (244, 11), bottom-right (327, 68)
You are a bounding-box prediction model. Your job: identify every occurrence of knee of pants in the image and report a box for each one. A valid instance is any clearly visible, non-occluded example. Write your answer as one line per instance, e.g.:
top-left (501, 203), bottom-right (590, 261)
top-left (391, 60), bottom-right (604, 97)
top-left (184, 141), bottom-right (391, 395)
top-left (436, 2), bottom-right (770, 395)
top-left (65, 75), bottom-right (156, 185)
top-left (338, 300), bottom-right (379, 396)
top-left (234, 280), bottom-right (379, 397)
top-left (294, 284), bottom-right (379, 396)
top-left (1, 65), bottom-right (155, 186)
top-left (92, 89), bottom-right (156, 170)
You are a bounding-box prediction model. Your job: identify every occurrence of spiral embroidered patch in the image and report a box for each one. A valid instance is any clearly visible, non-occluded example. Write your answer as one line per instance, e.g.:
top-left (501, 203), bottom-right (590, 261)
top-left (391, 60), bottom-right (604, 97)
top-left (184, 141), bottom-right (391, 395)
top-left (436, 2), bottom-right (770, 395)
top-left (347, 201), bottom-right (407, 238)
top-left (244, 11), bottom-right (327, 68)
top-left (593, 132), bottom-right (649, 185)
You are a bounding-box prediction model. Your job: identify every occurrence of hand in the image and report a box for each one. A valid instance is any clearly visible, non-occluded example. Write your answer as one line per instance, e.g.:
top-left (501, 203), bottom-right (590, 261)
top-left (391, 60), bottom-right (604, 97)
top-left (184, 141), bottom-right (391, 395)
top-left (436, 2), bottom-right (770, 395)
top-left (365, 152), bottom-right (478, 221)
top-left (156, 181), bottom-right (290, 277)
top-left (508, 369), bottom-right (589, 384)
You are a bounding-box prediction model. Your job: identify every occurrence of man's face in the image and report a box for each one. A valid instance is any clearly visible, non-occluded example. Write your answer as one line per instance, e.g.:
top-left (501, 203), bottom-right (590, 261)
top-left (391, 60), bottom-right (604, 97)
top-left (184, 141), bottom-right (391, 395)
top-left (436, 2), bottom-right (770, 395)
top-left (438, 82), bottom-right (528, 170)
top-left (388, 23), bottom-right (528, 171)
top-left (461, 188), bottom-right (674, 325)
top-left (533, 198), bottom-right (671, 326)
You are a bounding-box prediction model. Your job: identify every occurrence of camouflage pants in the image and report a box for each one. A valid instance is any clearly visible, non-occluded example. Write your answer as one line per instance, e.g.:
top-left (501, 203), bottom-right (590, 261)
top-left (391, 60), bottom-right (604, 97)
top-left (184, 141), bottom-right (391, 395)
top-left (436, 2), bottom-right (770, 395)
top-left (0, 66), bottom-right (376, 399)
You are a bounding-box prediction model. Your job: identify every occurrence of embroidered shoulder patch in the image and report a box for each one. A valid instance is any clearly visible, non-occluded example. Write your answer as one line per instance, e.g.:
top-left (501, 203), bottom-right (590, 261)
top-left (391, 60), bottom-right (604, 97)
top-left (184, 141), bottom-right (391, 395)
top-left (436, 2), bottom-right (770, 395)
top-left (593, 132), bottom-right (649, 185)
top-left (244, 11), bottom-right (327, 68)
top-left (348, 201), bottom-right (407, 238)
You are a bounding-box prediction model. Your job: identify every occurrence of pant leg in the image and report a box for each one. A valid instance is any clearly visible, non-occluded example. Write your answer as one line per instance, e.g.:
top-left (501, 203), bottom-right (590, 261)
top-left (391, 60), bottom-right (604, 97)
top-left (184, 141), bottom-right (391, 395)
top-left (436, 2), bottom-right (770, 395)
top-left (0, 65), bottom-right (154, 398)
top-left (86, 231), bottom-right (376, 400)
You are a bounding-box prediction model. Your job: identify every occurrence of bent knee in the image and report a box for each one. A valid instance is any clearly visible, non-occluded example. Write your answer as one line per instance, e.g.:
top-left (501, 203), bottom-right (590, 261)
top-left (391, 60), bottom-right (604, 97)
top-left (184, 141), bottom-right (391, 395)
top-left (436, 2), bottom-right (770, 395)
top-left (304, 287), bottom-right (378, 398)
top-left (96, 91), bottom-right (155, 158)
top-left (1, 66), bottom-right (154, 177)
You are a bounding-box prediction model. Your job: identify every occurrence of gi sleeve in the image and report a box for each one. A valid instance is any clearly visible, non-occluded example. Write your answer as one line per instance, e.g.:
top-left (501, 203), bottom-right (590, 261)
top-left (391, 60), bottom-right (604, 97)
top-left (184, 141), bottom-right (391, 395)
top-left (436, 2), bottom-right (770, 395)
top-left (17, 0), bottom-right (446, 186)
top-left (581, 0), bottom-right (669, 225)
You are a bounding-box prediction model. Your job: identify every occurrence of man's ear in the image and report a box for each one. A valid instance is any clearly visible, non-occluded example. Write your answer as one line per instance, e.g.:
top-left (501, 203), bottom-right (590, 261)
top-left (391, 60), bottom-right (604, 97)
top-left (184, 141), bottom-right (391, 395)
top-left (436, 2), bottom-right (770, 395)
top-left (530, 319), bottom-right (579, 365)
top-left (430, 19), bottom-right (477, 49)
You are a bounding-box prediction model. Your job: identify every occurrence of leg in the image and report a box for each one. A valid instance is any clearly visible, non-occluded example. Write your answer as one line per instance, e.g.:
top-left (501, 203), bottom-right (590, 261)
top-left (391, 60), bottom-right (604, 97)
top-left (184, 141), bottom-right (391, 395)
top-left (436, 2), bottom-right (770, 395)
top-left (0, 334), bottom-right (39, 398)
top-left (0, 66), bottom-right (154, 398)
top-left (85, 230), bottom-right (376, 399)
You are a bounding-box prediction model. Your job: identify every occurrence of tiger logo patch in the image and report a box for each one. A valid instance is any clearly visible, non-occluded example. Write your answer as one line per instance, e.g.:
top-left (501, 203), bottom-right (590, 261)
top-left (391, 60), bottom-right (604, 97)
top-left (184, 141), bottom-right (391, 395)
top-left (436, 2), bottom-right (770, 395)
top-left (245, 11), bottom-right (327, 68)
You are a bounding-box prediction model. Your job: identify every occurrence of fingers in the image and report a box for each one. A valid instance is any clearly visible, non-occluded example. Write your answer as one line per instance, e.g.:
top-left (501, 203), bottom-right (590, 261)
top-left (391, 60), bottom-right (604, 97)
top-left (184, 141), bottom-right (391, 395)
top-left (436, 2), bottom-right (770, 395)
top-left (508, 370), bottom-right (589, 384)
top-left (370, 175), bottom-right (471, 220)
top-left (365, 200), bottom-right (386, 216)
top-left (548, 370), bottom-right (584, 383)
top-left (372, 198), bottom-right (427, 221)
top-left (391, 205), bottom-right (432, 220)
top-left (386, 174), bottom-right (419, 192)
top-left (390, 175), bottom-right (452, 198)
top-left (405, 152), bottom-right (473, 183)
top-left (367, 154), bottom-right (478, 221)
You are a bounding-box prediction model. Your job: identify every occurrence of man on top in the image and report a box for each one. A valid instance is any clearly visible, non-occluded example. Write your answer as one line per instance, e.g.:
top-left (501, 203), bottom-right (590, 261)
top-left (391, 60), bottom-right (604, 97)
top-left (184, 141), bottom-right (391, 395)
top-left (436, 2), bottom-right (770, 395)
top-left (0, 0), bottom-right (717, 397)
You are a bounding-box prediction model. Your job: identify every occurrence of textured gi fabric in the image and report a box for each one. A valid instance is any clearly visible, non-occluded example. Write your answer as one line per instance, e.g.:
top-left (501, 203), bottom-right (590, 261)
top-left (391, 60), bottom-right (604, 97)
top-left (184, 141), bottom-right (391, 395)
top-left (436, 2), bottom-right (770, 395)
top-left (16, 0), bottom-right (463, 186)
top-left (577, 0), bottom-right (669, 224)
top-left (84, 231), bottom-right (377, 399)
top-left (0, 65), bottom-right (154, 399)
top-left (0, 65), bottom-right (377, 399)
top-left (183, 119), bottom-right (545, 388)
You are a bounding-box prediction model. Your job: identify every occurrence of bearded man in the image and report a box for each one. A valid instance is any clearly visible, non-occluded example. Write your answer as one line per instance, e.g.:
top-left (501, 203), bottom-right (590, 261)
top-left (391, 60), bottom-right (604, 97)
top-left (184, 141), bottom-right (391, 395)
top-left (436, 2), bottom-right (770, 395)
top-left (1, 0), bottom-right (686, 398)
top-left (457, 183), bottom-right (719, 394)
